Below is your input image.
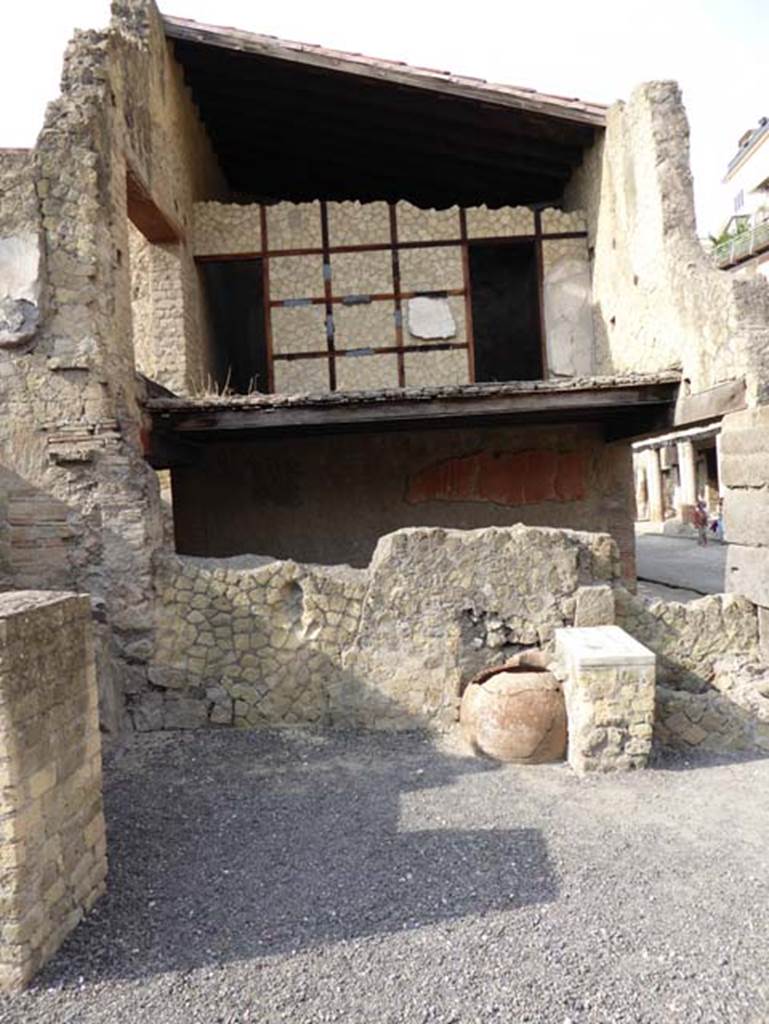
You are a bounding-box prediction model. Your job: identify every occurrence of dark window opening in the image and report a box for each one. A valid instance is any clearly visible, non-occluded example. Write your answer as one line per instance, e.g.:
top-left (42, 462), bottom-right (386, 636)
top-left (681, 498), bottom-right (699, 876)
top-left (200, 259), bottom-right (268, 394)
top-left (469, 243), bottom-right (542, 382)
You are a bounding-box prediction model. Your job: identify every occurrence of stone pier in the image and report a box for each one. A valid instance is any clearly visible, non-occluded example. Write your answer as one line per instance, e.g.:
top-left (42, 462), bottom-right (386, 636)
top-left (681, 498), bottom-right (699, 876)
top-left (0, 592), bottom-right (106, 991)
top-left (556, 625), bottom-right (656, 773)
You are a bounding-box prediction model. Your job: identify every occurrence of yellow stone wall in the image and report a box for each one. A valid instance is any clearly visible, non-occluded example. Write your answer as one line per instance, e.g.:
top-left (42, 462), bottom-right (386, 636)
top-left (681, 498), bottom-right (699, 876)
top-left (334, 303), bottom-right (397, 350)
top-left (193, 202), bottom-right (262, 257)
top-left (466, 205), bottom-right (534, 237)
top-left (273, 358), bottom-right (329, 394)
top-left (192, 200), bottom-right (589, 394)
top-left (271, 305), bottom-right (326, 355)
top-left (540, 208), bottom-right (587, 233)
top-left (402, 348), bottom-right (470, 387)
top-left (266, 202), bottom-right (323, 251)
top-left (396, 202), bottom-right (461, 242)
top-left (542, 237), bottom-right (590, 275)
top-left (269, 255), bottom-right (324, 300)
top-left (328, 201), bottom-right (391, 246)
top-left (335, 353), bottom-right (400, 391)
top-left (331, 250), bottom-right (393, 295)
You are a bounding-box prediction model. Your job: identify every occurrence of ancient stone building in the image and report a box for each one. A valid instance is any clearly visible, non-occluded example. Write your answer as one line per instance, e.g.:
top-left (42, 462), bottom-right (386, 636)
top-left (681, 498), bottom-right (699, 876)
top-left (5, 0), bottom-right (769, 988)
top-left (0, 0), bottom-right (767, 740)
top-left (579, 82), bottom-right (769, 618)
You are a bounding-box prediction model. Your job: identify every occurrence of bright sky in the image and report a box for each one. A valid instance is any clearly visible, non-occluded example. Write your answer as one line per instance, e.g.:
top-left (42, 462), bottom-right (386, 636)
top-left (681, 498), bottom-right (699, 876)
top-left (1, 0), bottom-right (765, 235)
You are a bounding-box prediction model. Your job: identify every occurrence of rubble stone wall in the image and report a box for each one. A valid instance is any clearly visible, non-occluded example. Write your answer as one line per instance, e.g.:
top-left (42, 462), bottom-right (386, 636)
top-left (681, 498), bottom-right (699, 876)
top-left (0, 1), bottom-right (227, 734)
top-left (616, 587), bottom-right (769, 755)
top-left (0, 592), bottom-right (106, 991)
top-left (616, 589), bottom-right (760, 691)
top-left (140, 524), bottom-right (620, 732)
top-left (655, 683), bottom-right (769, 755)
top-left (170, 422), bottom-right (637, 578)
top-left (146, 528), bottom-right (769, 754)
top-left (565, 81), bottom-right (769, 403)
top-left (115, 0), bottom-right (229, 393)
top-left (565, 81), bottom-right (769, 659)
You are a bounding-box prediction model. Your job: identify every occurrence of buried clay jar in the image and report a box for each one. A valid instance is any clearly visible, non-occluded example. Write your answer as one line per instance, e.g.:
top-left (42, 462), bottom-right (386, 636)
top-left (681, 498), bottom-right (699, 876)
top-left (459, 650), bottom-right (567, 764)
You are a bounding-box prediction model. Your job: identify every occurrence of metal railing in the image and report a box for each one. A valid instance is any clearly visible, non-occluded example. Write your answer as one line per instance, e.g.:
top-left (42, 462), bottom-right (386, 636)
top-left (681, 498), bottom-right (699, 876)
top-left (714, 218), bottom-right (769, 268)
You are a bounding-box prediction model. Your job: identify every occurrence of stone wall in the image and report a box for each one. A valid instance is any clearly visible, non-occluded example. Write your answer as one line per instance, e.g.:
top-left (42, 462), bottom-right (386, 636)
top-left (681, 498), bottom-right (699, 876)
top-left (146, 528), bottom-right (769, 755)
top-left (193, 200), bottom-right (593, 392)
top-left (115, 1), bottom-right (229, 394)
top-left (0, 1), bottom-right (228, 734)
top-left (0, 592), bottom-right (106, 991)
top-left (721, 405), bottom-right (769, 614)
top-left (565, 81), bottom-right (769, 639)
top-left (127, 221), bottom-right (153, 379)
top-left (128, 224), bottom-right (211, 393)
top-left (656, 682), bottom-right (769, 755)
top-left (565, 81), bottom-right (769, 404)
top-left (140, 524), bottom-right (620, 732)
top-left (616, 589), bottom-right (760, 691)
top-left (170, 422), bottom-right (637, 577)
top-left (616, 587), bottom-right (769, 755)
top-left (0, 149), bottom-right (43, 350)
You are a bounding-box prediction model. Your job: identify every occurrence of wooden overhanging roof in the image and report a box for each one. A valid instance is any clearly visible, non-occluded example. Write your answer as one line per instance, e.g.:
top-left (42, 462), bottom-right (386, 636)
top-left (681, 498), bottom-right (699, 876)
top-left (144, 374), bottom-right (680, 467)
top-left (164, 15), bottom-right (607, 208)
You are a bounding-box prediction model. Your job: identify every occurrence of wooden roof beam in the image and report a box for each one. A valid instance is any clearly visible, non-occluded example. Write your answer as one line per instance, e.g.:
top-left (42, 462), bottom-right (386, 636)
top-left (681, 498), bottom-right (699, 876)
top-left (174, 46), bottom-right (594, 153)
top-left (164, 18), bottom-right (607, 128)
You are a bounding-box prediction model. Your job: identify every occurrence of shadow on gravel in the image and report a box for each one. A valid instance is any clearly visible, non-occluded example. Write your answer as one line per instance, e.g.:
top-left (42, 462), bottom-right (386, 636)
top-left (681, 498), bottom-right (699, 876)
top-left (31, 730), bottom-right (558, 987)
top-left (650, 746), bottom-right (769, 772)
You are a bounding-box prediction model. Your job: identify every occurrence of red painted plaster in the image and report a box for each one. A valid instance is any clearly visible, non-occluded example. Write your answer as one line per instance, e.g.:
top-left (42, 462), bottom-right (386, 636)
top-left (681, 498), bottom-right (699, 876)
top-left (407, 449), bottom-right (587, 507)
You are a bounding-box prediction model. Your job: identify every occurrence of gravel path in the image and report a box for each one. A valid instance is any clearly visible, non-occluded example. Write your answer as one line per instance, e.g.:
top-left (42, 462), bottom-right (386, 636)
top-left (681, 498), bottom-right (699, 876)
top-left (2, 729), bottom-right (769, 1024)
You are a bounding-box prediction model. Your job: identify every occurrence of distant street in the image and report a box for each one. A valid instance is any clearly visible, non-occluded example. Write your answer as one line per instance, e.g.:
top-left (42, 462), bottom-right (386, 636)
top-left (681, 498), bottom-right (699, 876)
top-left (635, 533), bottom-right (727, 599)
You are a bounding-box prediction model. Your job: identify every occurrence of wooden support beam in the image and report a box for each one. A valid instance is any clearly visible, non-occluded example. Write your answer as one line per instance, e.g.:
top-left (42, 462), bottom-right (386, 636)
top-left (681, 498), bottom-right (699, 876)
top-left (180, 62), bottom-right (588, 161)
top-left (148, 383), bottom-right (678, 439)
top-left (126, 169), bottom-right (184, 244)
top-left (212, 136), bottom-right (571, 193)
top-left (210, 137), bottom-right (562, 196)
top-left (143, 432), bottom-right (202, 469)
top-left (199, 104), bottom-right (577, 178)
top-left (674, 377), bottom-right (747, 427)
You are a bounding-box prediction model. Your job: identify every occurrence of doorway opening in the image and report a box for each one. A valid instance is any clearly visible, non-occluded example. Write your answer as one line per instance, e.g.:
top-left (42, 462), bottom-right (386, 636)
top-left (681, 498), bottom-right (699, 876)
top-left (469, 243), bottom-right (542, 382)
top-left (199, 259), bottom-right (268, 395)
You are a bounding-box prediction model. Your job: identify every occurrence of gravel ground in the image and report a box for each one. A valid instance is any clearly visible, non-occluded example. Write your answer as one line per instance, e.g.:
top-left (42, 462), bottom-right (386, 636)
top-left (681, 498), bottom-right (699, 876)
top-left (2, 729), bottom-right (769, 1024)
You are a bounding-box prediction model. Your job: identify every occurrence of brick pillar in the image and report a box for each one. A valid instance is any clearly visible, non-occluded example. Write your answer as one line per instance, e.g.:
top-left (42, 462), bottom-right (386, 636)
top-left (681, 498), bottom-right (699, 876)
top-left (0, 592), bottom-right (107, 991)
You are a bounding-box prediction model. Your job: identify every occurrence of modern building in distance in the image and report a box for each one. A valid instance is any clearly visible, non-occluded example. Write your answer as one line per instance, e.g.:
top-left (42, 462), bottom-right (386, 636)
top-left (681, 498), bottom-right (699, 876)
top-left (714, 117), bottom-right (769, 278)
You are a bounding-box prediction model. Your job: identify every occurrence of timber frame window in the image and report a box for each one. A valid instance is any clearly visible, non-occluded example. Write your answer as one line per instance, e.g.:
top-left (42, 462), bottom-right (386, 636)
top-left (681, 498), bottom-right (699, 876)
top-left (196, 202), bottom-right (587, 393)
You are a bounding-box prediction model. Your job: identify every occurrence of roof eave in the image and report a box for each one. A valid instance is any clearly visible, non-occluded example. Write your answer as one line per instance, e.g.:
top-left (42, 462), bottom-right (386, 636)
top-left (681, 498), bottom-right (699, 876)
top-left (162, 15), bottom-right (608, 130)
